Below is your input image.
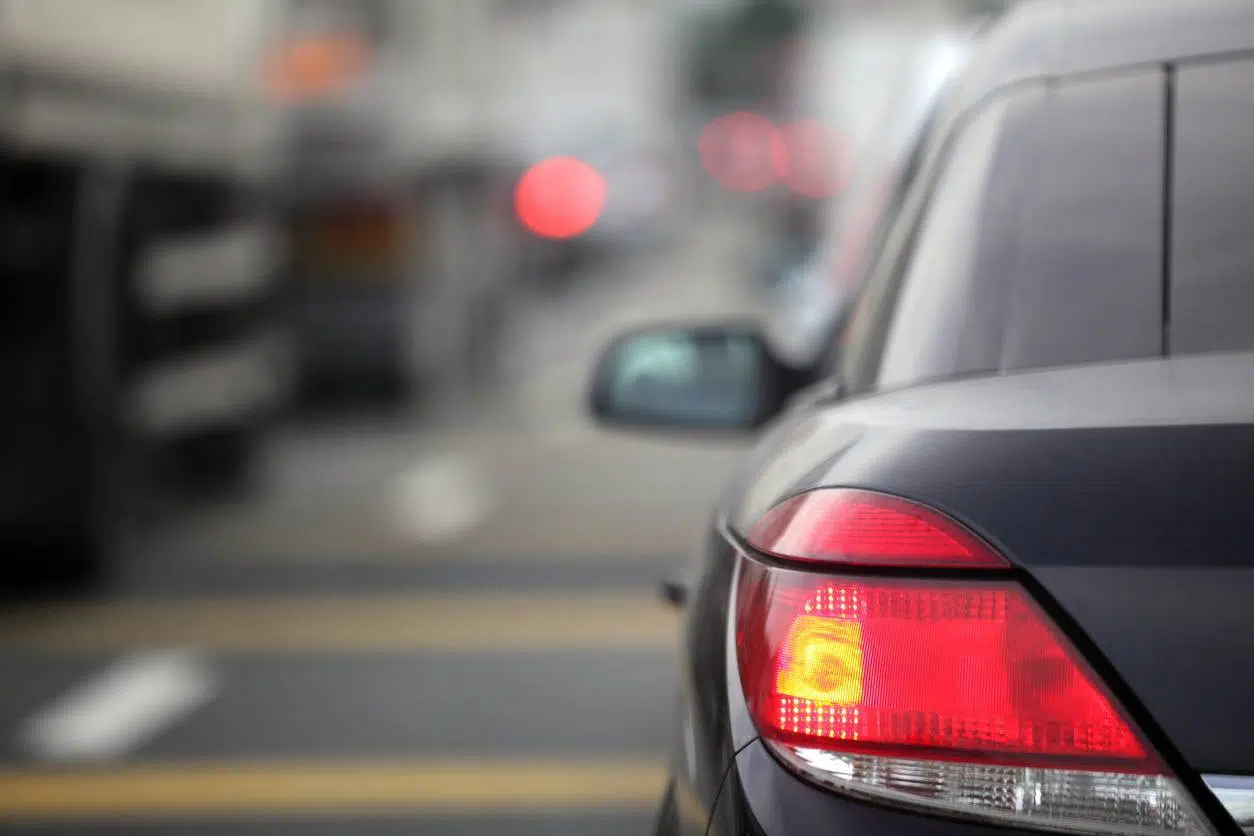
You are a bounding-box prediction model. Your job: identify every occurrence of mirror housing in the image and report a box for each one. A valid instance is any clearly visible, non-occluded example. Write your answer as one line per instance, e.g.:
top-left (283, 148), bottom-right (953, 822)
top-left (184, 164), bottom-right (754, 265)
top-left (588, 321), bottom-right (804, 434)
top-left (658, 571), bottom-right (691, 608)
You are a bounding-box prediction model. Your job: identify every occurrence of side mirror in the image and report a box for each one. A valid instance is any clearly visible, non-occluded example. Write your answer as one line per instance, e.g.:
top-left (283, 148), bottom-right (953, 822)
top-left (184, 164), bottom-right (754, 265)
top-left (588, 322), bottom-right (797, 434)
top-left (658, 571), bottom-right (691, 608)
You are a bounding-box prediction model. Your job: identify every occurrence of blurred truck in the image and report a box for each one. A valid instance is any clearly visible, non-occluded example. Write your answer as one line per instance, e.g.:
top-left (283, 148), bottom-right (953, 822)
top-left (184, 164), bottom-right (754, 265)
top-left (0, 0), bottom-right (290, 582)
top-left (283, 0), bottom-right (685, 404)
top-left (281, 0), bottom-right (520, 406)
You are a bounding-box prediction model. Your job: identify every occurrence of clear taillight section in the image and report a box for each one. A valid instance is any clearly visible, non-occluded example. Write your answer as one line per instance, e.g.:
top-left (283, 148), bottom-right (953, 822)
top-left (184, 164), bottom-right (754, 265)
top-left (737, 489), bottom-right (1217, 836)
top-left (782, 750), bottom-right (1208, 836)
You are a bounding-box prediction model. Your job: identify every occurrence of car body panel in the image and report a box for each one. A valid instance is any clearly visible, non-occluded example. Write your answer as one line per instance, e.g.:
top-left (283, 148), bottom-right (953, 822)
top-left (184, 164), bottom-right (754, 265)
top-left (679, 357), bottom-right (1254, 833)
top-left (717, 353), bottom-right (1254, 779)
top-left (659, 4), bottom-right (1254, 834)
top-left (666, 520), bottom-right (747, 835)
top-left (730, 351), bottom-right (1254, 528)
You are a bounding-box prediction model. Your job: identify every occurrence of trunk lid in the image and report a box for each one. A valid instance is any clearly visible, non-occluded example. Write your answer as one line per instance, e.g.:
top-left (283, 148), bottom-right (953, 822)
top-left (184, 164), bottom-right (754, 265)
top-left (732, 353), bottom-right (1254, 773)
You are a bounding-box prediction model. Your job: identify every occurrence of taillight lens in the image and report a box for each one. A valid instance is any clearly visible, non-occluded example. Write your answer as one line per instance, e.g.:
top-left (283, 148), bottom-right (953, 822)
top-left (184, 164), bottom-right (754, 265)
top-left (739, 570), bottom-right (1148, 768)
top-left (750, 488), bottom-right (1006, 568)
top-left (736, 489), bottom-right (1215, 836)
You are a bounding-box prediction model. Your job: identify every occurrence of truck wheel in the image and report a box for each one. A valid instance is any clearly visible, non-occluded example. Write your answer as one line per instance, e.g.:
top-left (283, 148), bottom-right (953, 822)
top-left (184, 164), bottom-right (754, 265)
top-left (38, 525), bottom-right (109, 589)
top-left (170, 428), bottom-right (263, 500)
top-left (23, 449), bottom-right (127, 591)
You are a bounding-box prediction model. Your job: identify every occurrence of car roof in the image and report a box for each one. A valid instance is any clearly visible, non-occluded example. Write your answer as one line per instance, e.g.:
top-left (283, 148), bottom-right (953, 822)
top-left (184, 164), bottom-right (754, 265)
top-left (953, 0), bottom-right (1254, 115)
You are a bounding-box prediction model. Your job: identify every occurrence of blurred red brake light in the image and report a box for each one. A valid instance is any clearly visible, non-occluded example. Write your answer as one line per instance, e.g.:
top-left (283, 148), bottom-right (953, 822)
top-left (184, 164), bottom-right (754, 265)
top-left (699, 112), bottom-right (787, 193)
top-left (514, 157), bottom-right (607, 240)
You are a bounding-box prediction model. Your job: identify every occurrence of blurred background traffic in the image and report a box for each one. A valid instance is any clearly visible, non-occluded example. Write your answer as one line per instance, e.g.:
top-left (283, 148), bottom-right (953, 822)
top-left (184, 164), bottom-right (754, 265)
top-left (0, 0), bottom-right (1012, 833)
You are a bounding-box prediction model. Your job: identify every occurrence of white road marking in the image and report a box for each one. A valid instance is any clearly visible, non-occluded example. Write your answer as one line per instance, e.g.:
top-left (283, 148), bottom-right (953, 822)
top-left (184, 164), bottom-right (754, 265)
top-left (19, 651), bottom-right (217, 763)
top-left (387, 453), bottom-right (492, 543)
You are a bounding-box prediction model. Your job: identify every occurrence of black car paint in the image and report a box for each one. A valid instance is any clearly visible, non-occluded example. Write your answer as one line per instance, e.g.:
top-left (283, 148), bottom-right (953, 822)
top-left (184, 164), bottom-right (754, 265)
top-left (655, 2), bottom-right (1254, 833)
top-left (667, 354), bottom-right (1254, 835)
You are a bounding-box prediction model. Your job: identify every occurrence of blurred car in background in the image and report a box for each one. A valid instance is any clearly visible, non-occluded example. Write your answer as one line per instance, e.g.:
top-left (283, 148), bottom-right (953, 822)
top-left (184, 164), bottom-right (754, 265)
top-left (590, 2), bottom-right (1254, 835)
top-left (0, 0), bottom-right (289, 581)
top-left (497, 0), bottom-right (682, 291)
top-left (281, 0), bottom-right (531, 406)
top-left (764, 2), bottom-right (999, 368)
top-left (507, 135), bottom-right (678, 290)
top-left (282, 105), bottom-right (416, 404)
top-left (286, 143), bottom-right (518, 409)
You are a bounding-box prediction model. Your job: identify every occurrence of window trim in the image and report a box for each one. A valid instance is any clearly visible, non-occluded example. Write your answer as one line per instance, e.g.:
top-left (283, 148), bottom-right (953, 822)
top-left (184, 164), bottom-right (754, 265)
top-left (838, 69), bottom-right (1168, 398)
top-left (837, 87), bottom-right (1008, 395)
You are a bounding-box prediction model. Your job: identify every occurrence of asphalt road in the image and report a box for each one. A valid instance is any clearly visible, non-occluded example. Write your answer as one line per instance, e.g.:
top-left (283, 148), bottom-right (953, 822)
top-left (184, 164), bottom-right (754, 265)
top-left (0, 209), bottom-right (767, 834)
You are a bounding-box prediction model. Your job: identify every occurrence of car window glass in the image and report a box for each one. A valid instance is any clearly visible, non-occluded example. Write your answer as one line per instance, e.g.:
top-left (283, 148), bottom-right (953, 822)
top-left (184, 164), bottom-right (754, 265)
top-left (835, 91), bottom-right (1026, 395)
top-left (1171, 59), bottom-right (1254, 354)
top-left (839, 73), bottom-right (1166, 394)
top-left (999, 73), bottom-right (1164, 370)
top-left (816, 46), bottom-right (963, 381)
top-left (875, 96), bottom-right (1008, 389)
top-left (606, 331), bottom-right (762, 426)
top-left (613, 333), bottom-right (700, 391)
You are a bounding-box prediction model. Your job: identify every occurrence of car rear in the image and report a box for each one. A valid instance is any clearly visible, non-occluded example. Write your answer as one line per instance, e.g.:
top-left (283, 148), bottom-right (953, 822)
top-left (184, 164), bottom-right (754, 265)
top-left (715, 353), bottom-right (1254, 836)
top-left (700, 2), bottom-right (1254, 834)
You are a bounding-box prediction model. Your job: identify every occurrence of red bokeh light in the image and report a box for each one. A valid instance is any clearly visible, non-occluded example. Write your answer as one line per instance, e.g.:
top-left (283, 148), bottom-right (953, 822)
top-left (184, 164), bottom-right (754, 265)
top-left (514, 157), bottom-right (608, 240)
top-left (699, 112), bottom-right (787, 193)
top-left (781, 119), bottom-right (850, 199)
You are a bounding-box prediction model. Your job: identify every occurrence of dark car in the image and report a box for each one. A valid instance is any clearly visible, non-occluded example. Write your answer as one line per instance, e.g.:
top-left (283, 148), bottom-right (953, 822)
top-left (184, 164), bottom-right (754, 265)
top-left (0, 37), bottom-right (286, 584)
top-left (587, 2), bottom-right (1254, 835)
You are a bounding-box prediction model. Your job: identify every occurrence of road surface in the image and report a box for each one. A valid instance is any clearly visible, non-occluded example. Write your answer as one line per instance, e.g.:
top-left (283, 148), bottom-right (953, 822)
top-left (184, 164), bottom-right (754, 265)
top-left (0, 207), bottom-right (769, 834)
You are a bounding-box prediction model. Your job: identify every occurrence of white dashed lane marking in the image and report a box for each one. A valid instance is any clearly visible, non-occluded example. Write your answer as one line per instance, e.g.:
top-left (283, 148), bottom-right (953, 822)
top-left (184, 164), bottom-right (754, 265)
top-left (19, 651), bottom-right (218, 763)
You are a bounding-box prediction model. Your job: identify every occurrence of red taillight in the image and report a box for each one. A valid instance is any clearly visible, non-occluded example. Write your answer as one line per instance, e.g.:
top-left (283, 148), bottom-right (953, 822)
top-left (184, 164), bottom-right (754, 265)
top-left (749, 489), bottom-right (1006, 568)
top-left (734, 489), bottom-right (1213, 835)
top-left (737, 565), bottom-right (1151, 771)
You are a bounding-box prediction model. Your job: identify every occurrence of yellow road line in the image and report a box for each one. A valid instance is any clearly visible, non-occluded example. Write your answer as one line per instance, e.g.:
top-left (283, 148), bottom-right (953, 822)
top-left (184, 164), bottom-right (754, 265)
top-left (0, 758), bottom-right (667, 820)
top-left (0, 595), bottom-right (679, 653)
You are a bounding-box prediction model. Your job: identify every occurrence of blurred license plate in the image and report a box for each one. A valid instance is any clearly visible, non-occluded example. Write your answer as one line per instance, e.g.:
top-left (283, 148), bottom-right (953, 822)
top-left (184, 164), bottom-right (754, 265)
top-left (299, 206), bottom-right (415, 281)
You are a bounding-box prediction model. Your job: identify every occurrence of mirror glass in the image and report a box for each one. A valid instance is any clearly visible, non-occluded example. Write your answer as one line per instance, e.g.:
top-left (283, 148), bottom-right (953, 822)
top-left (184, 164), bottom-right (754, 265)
top-left (592, 327), bottom-right (768, 430)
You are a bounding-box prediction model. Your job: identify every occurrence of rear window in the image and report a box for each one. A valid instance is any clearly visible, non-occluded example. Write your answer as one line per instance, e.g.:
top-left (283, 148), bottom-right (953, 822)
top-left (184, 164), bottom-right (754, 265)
top-left (836, 91), bottom-right (1035, 394)
top-left (869, 97), bottom-right (1004, 389)
top-left (1170, 59), bottom-right (1254, 355)
top-left (998, 71), bottom-right (1165, 371)
top-left (837, 71), bottom-right (1167, 396)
